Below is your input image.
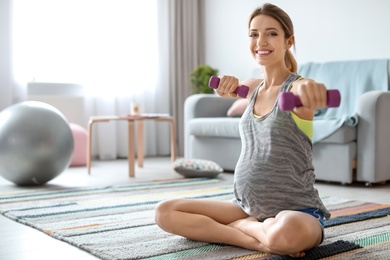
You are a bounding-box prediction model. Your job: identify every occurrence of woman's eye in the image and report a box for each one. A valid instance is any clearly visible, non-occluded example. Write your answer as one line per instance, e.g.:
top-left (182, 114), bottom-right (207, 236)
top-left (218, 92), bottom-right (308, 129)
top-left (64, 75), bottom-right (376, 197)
top-left (249, 33), bottom-right (258, 37)
top-left (268, 32), bottom-right (278, 36)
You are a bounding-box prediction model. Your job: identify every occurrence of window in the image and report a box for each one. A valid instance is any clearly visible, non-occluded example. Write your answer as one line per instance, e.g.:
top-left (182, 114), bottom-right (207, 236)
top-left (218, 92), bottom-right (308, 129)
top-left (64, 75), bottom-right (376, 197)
top-left (12, 0), bottom-right (158, 97)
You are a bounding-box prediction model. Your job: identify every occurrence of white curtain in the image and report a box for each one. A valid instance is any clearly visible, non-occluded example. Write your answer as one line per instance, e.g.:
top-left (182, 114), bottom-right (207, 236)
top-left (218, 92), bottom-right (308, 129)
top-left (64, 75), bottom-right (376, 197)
top-left (0, 0), bottom-right (25, 111)
top-left (8, 0), bottom-right (172, 159)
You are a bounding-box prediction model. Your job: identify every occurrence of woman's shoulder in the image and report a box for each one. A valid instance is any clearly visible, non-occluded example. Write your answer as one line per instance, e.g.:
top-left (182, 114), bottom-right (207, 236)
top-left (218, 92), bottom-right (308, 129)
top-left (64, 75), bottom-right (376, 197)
top-left (240, 78), bottom-right (262, 99)
top-left (240, 78), bottom-right (262, 88)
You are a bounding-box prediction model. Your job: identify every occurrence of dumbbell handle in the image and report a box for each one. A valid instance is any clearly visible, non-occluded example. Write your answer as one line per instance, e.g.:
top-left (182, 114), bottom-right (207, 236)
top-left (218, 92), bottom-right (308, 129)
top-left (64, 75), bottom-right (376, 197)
top-left (278, 90), bottom-right (341, 111)
top-left (208, 76), bottom-right (249, 98)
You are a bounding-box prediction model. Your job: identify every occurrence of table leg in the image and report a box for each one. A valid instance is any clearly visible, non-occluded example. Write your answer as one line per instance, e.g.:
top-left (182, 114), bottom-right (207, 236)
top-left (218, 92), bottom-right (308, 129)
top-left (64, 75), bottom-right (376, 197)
top-left (87, 120), bottom-right (93, 174)
top-left (137, 120), bottom-right (144, 167)
top-left (168, 119), bottom-right (176, 162)
top-left (156, 118), bottom-right (176, 162)
top-left (128, 120), bottom-right (136, 177)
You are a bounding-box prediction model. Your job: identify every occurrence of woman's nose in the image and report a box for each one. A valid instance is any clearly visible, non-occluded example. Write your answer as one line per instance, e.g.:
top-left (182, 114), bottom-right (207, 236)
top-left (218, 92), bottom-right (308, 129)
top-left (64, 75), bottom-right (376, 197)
top-left (257, 36), bottom-right (267, 46)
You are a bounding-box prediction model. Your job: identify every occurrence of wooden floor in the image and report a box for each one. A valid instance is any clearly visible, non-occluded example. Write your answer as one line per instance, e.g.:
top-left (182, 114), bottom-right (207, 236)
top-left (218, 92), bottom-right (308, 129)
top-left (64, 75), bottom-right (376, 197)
top-left (0, 157), bottom-right (389, 260)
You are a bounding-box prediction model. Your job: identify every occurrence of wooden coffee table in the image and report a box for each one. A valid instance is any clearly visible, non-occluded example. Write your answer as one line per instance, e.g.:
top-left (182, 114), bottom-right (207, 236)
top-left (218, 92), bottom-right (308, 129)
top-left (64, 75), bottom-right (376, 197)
top-left (86, 114), bottom-right (176, 177)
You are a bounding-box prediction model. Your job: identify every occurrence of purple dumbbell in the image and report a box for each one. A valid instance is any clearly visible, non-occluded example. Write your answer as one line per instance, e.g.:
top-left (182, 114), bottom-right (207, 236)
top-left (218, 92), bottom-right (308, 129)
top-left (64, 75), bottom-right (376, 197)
top-left (208, 76), bottom-right (249, 98)
top-left (278, 90), bottom-right (341, 111)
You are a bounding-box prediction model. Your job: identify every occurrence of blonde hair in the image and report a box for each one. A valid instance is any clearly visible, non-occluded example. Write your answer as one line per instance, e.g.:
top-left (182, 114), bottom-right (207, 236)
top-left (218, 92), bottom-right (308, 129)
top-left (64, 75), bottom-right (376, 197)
top-left (248, 3), bottom-right (297, 73)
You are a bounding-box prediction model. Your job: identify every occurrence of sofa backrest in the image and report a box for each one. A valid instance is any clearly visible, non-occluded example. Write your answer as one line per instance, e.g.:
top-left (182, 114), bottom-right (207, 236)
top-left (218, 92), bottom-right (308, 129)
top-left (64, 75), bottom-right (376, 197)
top-left (298, 59), bottom-right (389, 142)
top-left (298, 59), bottom-right (389, 118)
top-left (298, 59), bottom-right (389, 98)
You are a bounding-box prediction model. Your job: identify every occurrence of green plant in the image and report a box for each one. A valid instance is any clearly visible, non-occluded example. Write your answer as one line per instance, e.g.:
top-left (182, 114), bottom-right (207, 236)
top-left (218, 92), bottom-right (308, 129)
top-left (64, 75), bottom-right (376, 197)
top-left (190, 65), bottom-right (219, 94)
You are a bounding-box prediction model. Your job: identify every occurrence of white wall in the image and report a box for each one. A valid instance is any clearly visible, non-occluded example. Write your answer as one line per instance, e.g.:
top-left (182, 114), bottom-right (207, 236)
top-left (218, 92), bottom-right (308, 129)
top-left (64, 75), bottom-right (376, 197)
top-left (204, 0), bottom-right (390, 79)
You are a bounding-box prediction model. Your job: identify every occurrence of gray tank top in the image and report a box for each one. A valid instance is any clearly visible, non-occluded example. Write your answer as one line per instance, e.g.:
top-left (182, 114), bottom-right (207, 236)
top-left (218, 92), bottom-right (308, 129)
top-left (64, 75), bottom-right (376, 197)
top-left (233, 73), bottom-right (331, 220)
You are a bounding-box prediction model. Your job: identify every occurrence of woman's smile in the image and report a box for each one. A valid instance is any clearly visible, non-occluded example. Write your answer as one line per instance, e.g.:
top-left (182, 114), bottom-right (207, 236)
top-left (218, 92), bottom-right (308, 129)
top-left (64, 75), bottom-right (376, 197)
top-left (256, 49), bottom-right (272, 57)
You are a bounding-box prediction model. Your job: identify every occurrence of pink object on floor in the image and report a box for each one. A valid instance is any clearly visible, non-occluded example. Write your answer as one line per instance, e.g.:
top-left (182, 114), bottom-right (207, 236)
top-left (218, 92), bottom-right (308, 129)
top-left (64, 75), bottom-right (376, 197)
top-left (69, 123), bottom-right (87, 167)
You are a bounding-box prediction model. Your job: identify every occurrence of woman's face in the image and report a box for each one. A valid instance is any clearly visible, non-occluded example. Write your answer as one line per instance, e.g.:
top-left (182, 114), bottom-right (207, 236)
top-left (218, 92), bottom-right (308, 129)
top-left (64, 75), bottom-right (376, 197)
top-left (249, 14), bottom-right (292, 67)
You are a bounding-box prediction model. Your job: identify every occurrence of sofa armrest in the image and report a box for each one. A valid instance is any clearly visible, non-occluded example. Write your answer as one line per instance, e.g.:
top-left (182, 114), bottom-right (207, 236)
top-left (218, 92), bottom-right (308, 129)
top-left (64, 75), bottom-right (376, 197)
top-left (357, 90), bottom-right (390, 183)
top-left (184, 94), bottom-right (236, 157)
top-left (184, 94), bottom-right (236, 119)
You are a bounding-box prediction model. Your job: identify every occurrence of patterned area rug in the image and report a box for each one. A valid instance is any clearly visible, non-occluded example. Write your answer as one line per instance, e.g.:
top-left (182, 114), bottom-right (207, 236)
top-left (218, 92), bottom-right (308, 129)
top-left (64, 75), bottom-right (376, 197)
top-left (0, 177), bottom-right (389, 260)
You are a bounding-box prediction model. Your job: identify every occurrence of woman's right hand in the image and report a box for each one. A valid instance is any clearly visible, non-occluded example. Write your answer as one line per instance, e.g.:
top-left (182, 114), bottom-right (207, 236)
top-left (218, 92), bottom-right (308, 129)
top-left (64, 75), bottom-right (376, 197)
top-left (214, 75), bottom-right (240, 98)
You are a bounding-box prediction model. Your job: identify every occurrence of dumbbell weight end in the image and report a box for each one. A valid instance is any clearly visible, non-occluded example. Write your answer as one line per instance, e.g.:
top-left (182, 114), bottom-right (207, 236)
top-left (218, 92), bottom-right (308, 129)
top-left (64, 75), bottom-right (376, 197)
top-left (279, 90), bottom-right (341, 111)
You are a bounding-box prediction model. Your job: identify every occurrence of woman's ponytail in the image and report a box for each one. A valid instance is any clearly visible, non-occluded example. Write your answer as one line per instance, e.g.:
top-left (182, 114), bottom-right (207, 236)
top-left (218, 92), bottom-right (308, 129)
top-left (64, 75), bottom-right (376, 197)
top-left (285, 49), bottom-right (297, 73)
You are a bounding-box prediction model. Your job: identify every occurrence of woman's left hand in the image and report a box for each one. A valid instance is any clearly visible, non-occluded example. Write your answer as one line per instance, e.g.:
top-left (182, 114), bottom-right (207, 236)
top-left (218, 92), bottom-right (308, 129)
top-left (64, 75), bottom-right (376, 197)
top-left (291, 78), bottom-right (328, 119)
top-left (293, 78), bottom-right (327, 110)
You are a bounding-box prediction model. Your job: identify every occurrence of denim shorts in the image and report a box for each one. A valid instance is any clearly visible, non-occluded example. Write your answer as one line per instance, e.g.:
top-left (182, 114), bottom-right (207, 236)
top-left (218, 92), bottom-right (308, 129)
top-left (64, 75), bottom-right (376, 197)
top-left (296, 208), bottom-right (325, 243)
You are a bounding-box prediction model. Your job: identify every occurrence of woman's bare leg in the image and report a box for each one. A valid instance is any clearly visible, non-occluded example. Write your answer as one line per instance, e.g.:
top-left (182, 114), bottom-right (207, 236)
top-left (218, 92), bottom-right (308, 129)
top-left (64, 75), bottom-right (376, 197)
top-left (155, 199), bottom-right (321, 256)
top-left (229, 210), bottom-right (323, 257)
top-left (155, 199), bottom-right (270, 252)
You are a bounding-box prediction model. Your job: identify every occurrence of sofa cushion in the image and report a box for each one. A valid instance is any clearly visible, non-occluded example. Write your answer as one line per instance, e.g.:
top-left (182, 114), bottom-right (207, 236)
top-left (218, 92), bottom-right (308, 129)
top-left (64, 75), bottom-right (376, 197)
top-left (188, 118), bottom-right (240, 138)
top-left (316, 125), bottom-right (356, 144)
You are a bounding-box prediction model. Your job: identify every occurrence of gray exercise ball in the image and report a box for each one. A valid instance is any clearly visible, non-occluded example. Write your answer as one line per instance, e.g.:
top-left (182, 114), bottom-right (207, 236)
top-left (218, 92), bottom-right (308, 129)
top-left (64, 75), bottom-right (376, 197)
top-left (0, 101), bottom-right (74, 186)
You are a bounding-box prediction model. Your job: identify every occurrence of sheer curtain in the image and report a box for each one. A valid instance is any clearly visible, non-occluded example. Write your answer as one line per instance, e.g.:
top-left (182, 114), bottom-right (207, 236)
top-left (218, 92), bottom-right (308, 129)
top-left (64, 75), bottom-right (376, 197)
top-left (10, 0), bottom-right (172, 159)
top-left (0, 0), bottom-right (24, 111)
